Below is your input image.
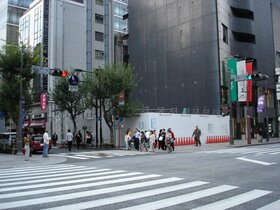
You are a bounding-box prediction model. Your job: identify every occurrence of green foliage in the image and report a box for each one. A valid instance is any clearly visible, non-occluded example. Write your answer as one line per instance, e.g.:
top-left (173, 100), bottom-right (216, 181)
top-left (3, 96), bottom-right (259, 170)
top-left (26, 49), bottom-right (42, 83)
top-left (51, 75), bottom-right (93, 135)
top-left (0, 44), bottom-right (36, 123)
top-left (85, 64), bottom-right (138, 143)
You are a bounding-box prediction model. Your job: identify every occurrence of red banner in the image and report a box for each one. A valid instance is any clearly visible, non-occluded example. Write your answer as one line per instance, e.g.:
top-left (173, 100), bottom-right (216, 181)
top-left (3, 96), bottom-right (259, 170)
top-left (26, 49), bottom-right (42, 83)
top-left (246, 62), bottom-right (253, 102)
top-left (40, 92), bottom-right (48, 111)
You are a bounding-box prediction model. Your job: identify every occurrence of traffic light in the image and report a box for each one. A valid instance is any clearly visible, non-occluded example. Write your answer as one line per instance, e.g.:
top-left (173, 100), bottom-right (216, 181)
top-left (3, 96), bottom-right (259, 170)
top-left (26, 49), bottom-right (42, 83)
top-left (49, 68), bottom-right (69, 77)
top-left (247, 73), bottom-right (269, 81)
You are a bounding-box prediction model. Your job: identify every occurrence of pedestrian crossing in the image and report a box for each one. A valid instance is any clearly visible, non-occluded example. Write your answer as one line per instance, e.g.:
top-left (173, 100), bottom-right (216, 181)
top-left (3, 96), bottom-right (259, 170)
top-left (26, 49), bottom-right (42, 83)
top-left (199, 146), bottom-right (280, 156)
top-left (0, 164), bottom-right (279, 209)
top-left (49, 150), bottom-right (154, 160)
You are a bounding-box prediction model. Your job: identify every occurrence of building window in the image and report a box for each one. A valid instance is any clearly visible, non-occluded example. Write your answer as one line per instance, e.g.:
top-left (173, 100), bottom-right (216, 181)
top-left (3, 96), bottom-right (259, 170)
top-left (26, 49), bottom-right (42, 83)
top-left (95, 31), bottom-right (104, 42)
top-left (231, 7), bottom-right (254, 20)
top-left (222, 24), bottom-right (228, 44)
top-left (70, 0), bottom-right (84, 3)
top-left (96, 0), bottom-right (103, 6)
top-left (34, 6), bottom-right (42, 46)
top-left (233, 31), bottom-right (255, 43)
top-left (19, 15), bottom-right (29, 45)
top-left (95, 13), bottom-right (104, 24)
top-left (95, 50), bottom-right (104, 60)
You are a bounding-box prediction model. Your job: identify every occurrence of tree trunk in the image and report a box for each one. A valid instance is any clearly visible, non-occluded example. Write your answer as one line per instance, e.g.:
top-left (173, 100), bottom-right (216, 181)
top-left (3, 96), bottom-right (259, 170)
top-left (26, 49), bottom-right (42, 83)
top-left (71, 115), bottom-right (77, 139)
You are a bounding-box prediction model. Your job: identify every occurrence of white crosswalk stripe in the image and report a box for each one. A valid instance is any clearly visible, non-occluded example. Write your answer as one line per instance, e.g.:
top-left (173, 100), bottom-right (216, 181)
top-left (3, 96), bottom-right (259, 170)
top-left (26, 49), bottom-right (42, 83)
top-left (50, 150), bottom-right (153, 160)
top-left (0, 164), bottom-right (279, 210)
top-left (199, 147), bottom-right (280, 155)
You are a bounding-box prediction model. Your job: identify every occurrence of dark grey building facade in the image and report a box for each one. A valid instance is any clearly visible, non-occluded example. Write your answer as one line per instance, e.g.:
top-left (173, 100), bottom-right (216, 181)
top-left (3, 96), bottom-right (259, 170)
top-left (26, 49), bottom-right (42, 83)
top-left (128, 0), bottom-right (280, 138)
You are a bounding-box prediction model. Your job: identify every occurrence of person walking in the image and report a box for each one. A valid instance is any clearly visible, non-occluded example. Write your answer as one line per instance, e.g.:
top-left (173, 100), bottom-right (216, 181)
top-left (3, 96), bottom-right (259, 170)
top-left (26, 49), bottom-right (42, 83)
top-left (124, 129), bottom-right (131, 150)
top-left (43, 129), bottom-right (50, 158)
top-left (192, 125), bottom-right (202, 146)
top-left (66, 129), bottom-right (73, 151)
top-left (161, 129), bottom-right (166, 150)
top-left (167, 128), bottom-right (175, 151)
top-left (51, 132), bottom-right (58, 146)
top-left (75, 130), bottom-right (82, 150)
top-left (149, 130), bottom-right (156, 152)
top-left (258, 128), bottom-right (263, 143)
top-left (86, 131), bottom-right (93, 147)
top-left (23, 133), bottom-right (30, 161)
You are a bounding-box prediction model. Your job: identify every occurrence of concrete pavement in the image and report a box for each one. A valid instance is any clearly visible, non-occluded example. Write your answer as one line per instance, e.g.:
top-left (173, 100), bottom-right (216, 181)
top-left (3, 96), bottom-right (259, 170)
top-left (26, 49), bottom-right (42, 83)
top-left (0, 137), bottom-right (279, 169)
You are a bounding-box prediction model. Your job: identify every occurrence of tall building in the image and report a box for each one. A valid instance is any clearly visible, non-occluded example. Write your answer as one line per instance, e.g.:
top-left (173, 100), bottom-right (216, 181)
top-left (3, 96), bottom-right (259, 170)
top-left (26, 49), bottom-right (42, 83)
top-left (128, 0), bottom-right (280, 138)
top-left (19, 0), bottom-right (128, 138)
top-left (0, 0), bottom-right (33, 47)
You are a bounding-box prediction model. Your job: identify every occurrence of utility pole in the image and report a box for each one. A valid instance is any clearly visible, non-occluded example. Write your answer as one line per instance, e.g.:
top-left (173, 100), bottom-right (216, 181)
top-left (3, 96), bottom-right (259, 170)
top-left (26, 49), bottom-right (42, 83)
top-left (17, 44), bottom-right (24, 154)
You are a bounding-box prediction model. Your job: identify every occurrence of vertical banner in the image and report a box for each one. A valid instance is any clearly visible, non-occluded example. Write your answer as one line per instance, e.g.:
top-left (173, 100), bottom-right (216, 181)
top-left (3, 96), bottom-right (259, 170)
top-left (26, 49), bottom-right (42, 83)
top-left (227, 58), bottom-right (237, 102)
top-left (237, 60), bottom-right (247, 102)
top-left (246, 62), bottom-right (253, 102)
top-left (40, 92), bottom-right (48, 111)
top-left (257, 95), bottom-right (265, 112)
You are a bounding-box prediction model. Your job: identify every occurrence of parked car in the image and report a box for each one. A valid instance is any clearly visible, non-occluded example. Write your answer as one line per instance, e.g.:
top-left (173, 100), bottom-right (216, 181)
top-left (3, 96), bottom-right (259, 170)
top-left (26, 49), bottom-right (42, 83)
top-left (0, 132), bottom-right (16, 146)
top-left (22, 134), bottom-right (52, 154)
top-left (0, 132), bottom-right (16, 151)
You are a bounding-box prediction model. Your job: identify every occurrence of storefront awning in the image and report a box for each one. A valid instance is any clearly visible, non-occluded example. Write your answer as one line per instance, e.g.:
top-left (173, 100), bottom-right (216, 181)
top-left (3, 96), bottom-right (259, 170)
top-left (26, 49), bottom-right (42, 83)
top-left (29, 119), bottom-right (45, 128)
top-left (22, 120), bottom-right (30, 128)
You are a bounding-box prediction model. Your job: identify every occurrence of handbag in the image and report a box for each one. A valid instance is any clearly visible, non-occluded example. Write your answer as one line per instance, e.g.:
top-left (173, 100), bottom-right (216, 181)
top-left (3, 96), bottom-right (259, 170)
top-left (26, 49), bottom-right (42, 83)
top-left (158, 136), bottom-right (163, 141)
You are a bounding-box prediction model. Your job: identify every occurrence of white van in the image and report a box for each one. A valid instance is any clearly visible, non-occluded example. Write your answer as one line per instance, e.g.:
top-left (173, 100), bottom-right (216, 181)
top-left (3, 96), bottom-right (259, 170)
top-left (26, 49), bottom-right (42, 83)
top-left (0, 132), bottom-right (17, 146)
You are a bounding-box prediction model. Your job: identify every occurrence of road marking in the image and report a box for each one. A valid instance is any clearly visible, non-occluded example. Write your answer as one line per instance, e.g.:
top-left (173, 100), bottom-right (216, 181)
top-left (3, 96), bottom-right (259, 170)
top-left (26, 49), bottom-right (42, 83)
top-left (44, 183), bottom-right (233, 210)
top-left (0, 168), bottom-right (120, 187)
top-left (119, 185), bottom-right (238, 210)
top-left (0, 174), bottom-right (162, 199)
top-left (0, 178), bottom-right (191, 209)
top-left (235, 157), bottom-right (277, 165)
top-left (257, 199), bottom-right (280, 209)
top-left (0, 166), bottom-right (95, 182)
top-left (0, 164), bottom-right (79, 175)
top-left (74, 154), bottom-right (102, 158)
top-left (51, 154), bottom-right (88, 159)
top-left (191, 189), bottom-right (271, 210)
top-left (0, 171), bottom-right (141, 193)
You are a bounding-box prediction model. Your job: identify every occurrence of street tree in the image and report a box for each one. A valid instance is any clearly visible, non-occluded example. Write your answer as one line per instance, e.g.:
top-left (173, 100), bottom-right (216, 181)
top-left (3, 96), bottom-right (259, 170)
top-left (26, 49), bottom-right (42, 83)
top-left (85, 64), bottom-right (137, 145)
top-left (0, 44), bottom-right (36, 129)
top-left (51, 75), bottom-right (93, 137)
top-left (0, 44), bottom-right (37, 154)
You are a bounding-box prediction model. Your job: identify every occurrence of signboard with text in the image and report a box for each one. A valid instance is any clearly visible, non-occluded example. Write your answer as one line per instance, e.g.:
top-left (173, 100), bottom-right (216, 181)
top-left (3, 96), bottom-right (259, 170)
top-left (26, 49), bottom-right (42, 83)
top-left (40, 92), bottom-right (47, 111)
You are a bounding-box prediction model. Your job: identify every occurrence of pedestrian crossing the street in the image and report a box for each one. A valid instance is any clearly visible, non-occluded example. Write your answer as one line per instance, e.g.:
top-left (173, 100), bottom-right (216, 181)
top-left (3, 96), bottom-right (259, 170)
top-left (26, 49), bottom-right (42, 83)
top-left (0, 164), bottom-right (279, 209)
top-left (49, 150), bottom-right (154, 160)
top-left (198, 147), bottom-right (280, 156)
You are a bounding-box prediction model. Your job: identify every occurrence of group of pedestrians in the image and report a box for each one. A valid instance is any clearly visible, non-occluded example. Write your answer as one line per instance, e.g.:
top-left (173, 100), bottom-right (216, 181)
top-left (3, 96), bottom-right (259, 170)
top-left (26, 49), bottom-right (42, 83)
top-left (124, 128), bottom-right (176, 152)
top-left (124, 125), bottom-right (202, 152)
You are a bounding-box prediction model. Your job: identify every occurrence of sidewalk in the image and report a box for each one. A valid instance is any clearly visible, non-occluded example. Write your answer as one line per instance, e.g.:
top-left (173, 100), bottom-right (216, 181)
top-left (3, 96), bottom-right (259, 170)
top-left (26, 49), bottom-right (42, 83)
top-left (0, 138), bottom-right (279, 169)
top-left (0, 153), bottom-right (67, 169)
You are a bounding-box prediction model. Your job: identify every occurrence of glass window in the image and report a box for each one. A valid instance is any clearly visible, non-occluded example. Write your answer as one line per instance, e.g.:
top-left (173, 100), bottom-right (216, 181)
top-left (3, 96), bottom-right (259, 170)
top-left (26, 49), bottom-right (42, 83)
top-left (19, 15), bottom-right (29, 45)
top-left (70, 0), bottom-right (84, 3)
top-left (95, 50), bottom-right (104, 60)
top-left (6, 25), bottom-right (18, 45)
top-left (95, 31), bottom-right (104, 42)
top-left (8, 6), bottom-right (25, 25)
top-left (8, 0), bottom-right (33, 8)
top-left (95, 13), bottom-right (104, 24)
top-left (34, 6), bottom-right (42, 46)
top-left (96, 0), bottom-right (104, 6)
top-left (222, 24), bottom-right (228, 44)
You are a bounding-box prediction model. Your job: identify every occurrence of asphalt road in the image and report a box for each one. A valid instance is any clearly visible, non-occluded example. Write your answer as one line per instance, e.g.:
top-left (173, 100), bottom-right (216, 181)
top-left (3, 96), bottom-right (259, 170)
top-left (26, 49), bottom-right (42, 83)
top-left (0, 143), bottom-right (279, 209)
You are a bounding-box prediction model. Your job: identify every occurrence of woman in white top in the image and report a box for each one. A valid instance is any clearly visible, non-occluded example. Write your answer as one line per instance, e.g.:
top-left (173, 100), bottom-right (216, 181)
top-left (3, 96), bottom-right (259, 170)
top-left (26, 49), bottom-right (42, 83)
top-left (149, 130), bottom-right (156, 152)
top-left (124, 128), bottom-right (131, 150)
